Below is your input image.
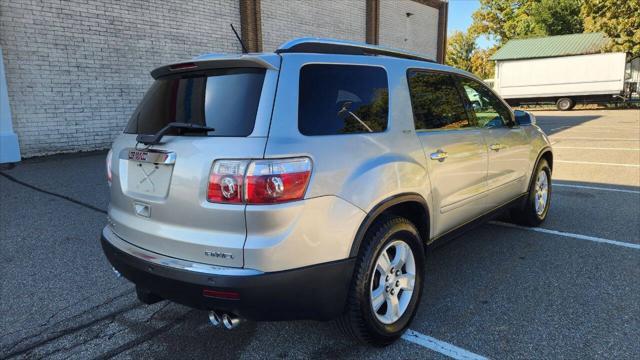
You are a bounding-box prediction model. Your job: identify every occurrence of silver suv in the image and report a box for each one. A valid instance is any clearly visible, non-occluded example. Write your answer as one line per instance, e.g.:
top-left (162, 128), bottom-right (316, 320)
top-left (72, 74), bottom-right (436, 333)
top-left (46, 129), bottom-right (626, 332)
top-left (102, 38), bottom-right (552, 346)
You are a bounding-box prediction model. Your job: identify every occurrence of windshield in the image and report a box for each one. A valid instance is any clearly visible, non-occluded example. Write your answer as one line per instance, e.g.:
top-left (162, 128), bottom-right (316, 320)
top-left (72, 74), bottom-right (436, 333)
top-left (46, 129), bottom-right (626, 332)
top-left (125, 68), bottom-right (266, 137)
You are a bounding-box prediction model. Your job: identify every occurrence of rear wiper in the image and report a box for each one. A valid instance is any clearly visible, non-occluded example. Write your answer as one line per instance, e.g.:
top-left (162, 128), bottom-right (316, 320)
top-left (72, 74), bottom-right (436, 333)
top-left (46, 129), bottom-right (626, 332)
top-left (136, 122), bottom-right (215, 145)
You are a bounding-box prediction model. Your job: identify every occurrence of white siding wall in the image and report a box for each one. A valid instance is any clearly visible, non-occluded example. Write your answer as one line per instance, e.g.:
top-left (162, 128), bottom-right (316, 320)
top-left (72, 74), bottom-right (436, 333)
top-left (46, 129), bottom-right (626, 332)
top-left (379, 0), bottom-right (439, 59)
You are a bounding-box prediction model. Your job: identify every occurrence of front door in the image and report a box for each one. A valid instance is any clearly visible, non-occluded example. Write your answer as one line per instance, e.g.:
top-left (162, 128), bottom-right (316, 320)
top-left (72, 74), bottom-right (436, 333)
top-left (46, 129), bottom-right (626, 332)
top-left (407, 70), bottom-right (488, 237)
top-left (458, 77), bottom-right (531, 208)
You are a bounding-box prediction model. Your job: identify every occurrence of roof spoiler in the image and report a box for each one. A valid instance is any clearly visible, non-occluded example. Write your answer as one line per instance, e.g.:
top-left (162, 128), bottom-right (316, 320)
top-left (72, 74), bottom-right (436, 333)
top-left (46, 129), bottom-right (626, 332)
top-left (150, 55), bottom-right (278, 79)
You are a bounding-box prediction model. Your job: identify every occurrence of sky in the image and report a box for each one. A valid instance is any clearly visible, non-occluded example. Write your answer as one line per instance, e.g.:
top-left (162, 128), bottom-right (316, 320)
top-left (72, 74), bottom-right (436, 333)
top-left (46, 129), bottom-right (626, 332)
top-left (447, 0), bottom-right (495, 49)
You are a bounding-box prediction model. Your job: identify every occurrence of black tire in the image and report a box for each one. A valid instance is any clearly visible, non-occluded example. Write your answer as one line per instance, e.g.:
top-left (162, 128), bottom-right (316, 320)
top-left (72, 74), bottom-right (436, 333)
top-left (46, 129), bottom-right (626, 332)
top-left (337, 216), bottom-right (425, 346)
top-left (511, 159), bottom-right (551, 226)
top-left (556, 97), bottom-right (574, 111)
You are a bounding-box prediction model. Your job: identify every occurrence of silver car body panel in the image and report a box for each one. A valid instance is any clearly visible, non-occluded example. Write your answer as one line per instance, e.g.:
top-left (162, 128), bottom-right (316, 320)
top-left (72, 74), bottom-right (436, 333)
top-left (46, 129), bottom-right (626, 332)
top-left (107, 42), bottom-right (552, 273)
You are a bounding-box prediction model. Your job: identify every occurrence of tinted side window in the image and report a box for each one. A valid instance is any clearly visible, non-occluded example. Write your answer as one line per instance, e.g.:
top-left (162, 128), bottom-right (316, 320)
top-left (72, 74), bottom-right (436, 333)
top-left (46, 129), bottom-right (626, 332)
top-left (407, 71), bottom-right (470, 130)
top-left (459, 78), bottom-right (512, 128)
top-left (299, 65), bottom-right (388, 135)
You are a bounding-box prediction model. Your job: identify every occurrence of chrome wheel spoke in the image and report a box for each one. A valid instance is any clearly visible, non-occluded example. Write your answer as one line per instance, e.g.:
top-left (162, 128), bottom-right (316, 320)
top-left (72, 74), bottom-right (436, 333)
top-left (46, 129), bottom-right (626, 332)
top-left (376, 250), bottom-right (392, 274)
top-left (371, 287), bottom-right (386, 312)
top-left (387, 295), bottom-right (400, 320)
top-left (391, 244), bottom-right (408, 269)
top-left (396, 273), bottom-right (415, 291)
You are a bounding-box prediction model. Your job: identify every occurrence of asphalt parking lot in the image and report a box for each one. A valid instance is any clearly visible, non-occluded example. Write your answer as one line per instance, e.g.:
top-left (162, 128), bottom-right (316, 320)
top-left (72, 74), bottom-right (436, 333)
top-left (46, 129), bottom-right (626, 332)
top-left (1, 109), bottom-right (639, 359)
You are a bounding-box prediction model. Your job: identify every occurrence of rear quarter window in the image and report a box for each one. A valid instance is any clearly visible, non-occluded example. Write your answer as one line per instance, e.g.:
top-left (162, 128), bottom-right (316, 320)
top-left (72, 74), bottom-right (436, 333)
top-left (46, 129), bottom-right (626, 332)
top-left (298, 64), bottom-right (389, 136)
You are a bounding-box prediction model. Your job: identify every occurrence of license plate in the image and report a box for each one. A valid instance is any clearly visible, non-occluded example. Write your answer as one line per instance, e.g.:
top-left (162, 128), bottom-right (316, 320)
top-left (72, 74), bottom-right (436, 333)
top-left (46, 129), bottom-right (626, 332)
top-left (128, 150), bottom-right (149, 162)
top-left (126, 149), bottom-right (175, 164)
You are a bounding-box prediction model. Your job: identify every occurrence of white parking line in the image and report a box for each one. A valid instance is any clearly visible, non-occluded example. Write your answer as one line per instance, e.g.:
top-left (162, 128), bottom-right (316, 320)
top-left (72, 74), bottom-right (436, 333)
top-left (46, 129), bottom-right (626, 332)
top-left (491, 221), bottom-right (640, 250)
top-left (551, 137), bottom-right (639, 141)
top-left (402, 330), bottom-right (489, 360)
top-left (553, 183), bottom-right (640, 194)
top-left (555, 160), bottom-right (640, 168)
top-left (553, 146), bottom-right (640, 151)
top-left (551, 125), bottom-right (640, 131)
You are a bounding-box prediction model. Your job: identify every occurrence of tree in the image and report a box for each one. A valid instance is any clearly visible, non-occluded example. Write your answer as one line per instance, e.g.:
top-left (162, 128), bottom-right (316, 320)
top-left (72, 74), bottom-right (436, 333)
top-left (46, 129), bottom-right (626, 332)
top-left (470, 0), bottom-right (585, 44)
top-left (470, 47), bottom-right (497, 80)
top-left (531, 0), bottom-right (584, 36)
top-left (469, 0), bottom-right (541, 44)
top-left (582, 0), bottom-right (640, 57)
top-left (446, 30), bottom-right (476, 72)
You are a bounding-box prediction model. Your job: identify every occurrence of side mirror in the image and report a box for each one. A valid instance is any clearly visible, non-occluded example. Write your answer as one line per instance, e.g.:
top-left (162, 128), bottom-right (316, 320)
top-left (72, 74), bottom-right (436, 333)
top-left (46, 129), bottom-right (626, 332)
top-left (514, 110), bottom-right (536, 126)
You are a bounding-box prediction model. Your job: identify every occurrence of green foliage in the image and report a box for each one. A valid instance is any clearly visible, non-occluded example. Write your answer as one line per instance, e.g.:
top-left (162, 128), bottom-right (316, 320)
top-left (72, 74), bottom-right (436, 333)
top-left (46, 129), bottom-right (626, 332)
top-left (582, 0), bottom-right (640, 57)
top-left (446, 30), bottom-right (476, 72)
top-left (531, 0), bottom-right (584, 36)
top-left (446, 30), bottom-right (496, 80)
top-left (470, 47), bottom-right (497, 80)
top-left (470, 0), bottom-right (585, 44)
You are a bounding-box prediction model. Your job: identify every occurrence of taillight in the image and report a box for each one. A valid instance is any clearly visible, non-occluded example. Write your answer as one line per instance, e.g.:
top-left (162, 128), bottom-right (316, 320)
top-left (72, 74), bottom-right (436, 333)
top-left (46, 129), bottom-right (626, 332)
top-left (206, 157), bottom-right (312, 204)
top-left (106, 149), bottom-right (113, 186)
top-left (245, 158), bottom-right (312, 204)
top-left (207, 160), bottom-right (249, 203)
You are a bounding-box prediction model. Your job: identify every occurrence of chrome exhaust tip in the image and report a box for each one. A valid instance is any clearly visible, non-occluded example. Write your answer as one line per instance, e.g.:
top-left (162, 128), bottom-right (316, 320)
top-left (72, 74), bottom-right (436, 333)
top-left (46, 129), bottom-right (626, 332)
top-left (112, 267), bottom-right (122, 278)
top-left (208, 311), bottom-right (222, 327)
top-left (222, 313), bottom-right (242, 330)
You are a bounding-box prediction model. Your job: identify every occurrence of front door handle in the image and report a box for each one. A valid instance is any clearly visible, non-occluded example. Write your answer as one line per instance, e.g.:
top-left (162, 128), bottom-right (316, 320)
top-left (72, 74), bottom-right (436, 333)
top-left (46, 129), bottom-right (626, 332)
top-left (430, 149), bottom-right (448, 162)
top-left (489, 143), bottom-right (506, 151)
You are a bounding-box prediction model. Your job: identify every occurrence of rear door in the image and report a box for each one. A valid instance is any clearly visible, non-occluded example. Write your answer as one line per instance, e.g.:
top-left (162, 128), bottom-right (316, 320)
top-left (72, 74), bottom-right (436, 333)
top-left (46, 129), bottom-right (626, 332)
top-left (457, 77), bottom-right (531, 208)
top-left (407, 70), bottom-right (488, 236)
top-left (108, 60), bottom-right (279, 267)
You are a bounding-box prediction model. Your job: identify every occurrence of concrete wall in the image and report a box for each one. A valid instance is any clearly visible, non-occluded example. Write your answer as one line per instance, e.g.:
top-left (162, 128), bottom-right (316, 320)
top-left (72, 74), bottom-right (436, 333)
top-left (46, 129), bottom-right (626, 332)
top-left (0, 0), bottom-right (241, 156)
top-left (261, 0), bottom-right (367, 52)
top-left (379, 0), bottom-right (440, 60)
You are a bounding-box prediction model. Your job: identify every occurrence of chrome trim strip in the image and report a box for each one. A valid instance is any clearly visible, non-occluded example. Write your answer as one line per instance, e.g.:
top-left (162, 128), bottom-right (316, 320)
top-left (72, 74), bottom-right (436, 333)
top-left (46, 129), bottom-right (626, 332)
top-left (119, 148), bottom-right (176, 165)
top-left (102, 226), bottom-right (263, 276)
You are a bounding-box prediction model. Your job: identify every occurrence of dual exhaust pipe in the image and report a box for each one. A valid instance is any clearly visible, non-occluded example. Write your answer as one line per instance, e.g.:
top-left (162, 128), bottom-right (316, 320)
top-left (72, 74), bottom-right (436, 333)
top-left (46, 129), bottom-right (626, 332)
top-left (208, 310), bottom-right (242, 330)
top-left (112, 268), bottom-right (242, 330)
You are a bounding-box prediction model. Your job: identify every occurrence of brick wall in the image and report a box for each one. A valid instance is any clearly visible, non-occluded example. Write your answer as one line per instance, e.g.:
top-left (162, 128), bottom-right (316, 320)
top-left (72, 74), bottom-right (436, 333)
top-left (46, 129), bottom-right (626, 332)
top-left (1, 0), bottom-right (441, 157)
top-left (0, 0), bottom-right (241, 156)
top-left (261, 0), bottom-right (367, 52)
top-left (379, 0), bottom-right (439, 60)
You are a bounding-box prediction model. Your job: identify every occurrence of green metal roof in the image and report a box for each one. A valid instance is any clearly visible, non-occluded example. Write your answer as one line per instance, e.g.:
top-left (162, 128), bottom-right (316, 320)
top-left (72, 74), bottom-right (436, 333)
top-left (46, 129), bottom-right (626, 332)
top-left (490, 33), bottom-right (609, 61)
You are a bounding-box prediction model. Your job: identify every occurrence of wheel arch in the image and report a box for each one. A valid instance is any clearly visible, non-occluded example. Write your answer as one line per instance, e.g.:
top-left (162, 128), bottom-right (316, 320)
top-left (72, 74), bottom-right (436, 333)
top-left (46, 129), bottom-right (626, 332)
top-left (529, 147), bottom-right (553, 190)
top-left (348, 193), bottom-right (430, 258)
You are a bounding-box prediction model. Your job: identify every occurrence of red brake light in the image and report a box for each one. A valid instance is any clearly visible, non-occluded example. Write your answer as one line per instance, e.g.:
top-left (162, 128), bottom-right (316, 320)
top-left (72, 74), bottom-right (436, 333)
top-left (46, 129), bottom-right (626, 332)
top-left (207, 160), bottom-right (249, 203)
top-left (202, 288), bottom-right (240, 300)
top-left (206, 158), bottom-right (312, 204)
top-left (169, 62), bottom-right (198, 71)
top-left (245, 158), bottom-right (312, 204)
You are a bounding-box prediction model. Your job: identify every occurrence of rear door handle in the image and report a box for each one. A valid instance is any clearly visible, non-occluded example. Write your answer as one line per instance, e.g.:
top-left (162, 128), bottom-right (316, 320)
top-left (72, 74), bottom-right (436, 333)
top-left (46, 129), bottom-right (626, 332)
top-left (489, 143), bottom-right (506, 151)
top-left (430, 150), bottom-right (448, 162)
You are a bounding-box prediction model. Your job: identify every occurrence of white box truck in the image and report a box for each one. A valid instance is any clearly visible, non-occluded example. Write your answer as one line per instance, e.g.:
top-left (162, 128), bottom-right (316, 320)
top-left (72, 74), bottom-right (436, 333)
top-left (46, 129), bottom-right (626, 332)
top-left (490, 33), bottom-right (640, 110)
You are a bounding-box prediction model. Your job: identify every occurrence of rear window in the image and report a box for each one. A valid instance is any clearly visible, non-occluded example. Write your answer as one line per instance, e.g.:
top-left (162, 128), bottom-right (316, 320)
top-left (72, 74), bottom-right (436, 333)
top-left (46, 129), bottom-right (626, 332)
top-left (298, 64), bottom-right (388, 135)
top-left (125, 68), bottom-right (265, 137)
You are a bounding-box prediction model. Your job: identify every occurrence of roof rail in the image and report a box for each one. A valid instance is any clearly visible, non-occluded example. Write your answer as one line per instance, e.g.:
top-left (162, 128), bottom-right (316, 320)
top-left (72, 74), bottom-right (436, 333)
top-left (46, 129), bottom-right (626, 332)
top-left (276, 38), bottom-right (435, 63)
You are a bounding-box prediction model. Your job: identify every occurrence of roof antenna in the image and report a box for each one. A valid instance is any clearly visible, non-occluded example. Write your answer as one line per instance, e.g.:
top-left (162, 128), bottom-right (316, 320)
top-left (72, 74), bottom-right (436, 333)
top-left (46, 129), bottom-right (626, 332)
top-left (230, 24), bottom-right (248, 54)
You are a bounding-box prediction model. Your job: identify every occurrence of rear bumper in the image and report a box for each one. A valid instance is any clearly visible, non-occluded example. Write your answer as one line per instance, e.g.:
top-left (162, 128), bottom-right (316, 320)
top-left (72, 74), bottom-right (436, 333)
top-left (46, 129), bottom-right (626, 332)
top-left (101, 227), bottom-right (355, 321)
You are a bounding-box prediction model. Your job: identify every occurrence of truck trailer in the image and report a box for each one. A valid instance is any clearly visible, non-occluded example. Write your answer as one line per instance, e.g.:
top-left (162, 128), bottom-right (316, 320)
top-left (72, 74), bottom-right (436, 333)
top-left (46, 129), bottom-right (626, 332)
top-left (490, 33), bottom-right (639, 111)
